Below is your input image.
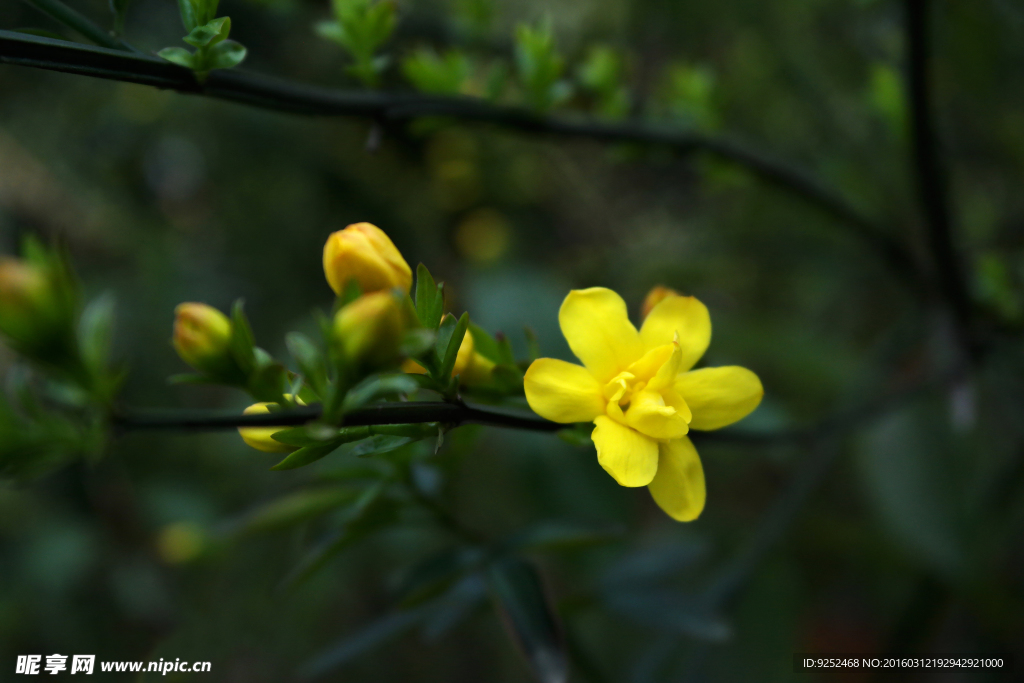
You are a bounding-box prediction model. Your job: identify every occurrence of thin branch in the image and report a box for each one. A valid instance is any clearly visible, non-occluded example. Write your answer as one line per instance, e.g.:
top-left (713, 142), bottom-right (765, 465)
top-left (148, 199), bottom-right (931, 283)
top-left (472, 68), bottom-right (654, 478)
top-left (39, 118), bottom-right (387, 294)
top-left (19, 0), bottom-right (135, 52)
top-left (905, 0), bottom-right (975, 347)
top-left (0, 30), bottom-right (923, 290)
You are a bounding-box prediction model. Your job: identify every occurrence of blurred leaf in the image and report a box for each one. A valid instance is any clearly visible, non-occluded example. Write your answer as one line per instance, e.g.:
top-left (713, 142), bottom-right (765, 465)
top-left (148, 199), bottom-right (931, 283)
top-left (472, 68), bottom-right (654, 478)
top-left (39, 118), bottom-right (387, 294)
top-left (395, 546), bottom-right (486, 607)
top-left (434, 313), bottom-right (458, 367)
top-left (420, 573), bottom-right (488, 641)
top-left (505, 522), bottom-right (624, 553)
top-left (346, 433), bottom-right (418, 458)
top-left (343, 373), bottom-right (419, 410)
top-left (523, 327), bottom-right (539, 362)
top-left (78, 293), bottom-right (115, 379)
top-left (602, 588), bottom-right (731, 642)
top-left (601, 538), bottom-right (708, 588)
top-left (404, 49), bottom-right (471, 95)
top-left (488, 558), bottom-right (567, 683)
top-left (184, 17), bottom-right (229, 48)
top-left (857, 402), bottom-right (966, 578)
top-left (271, 440), bottom-right (344, 470)
top-left (868, 63), bottom-right (906, 139)
top-left (225, 486), bottom-right (359, 534)
top-left (298, 607), bottom-right (428, 679)
top-left (270, 423), bottom-right (345, 447)
top-left (286, 331), bottom-right (328, 399)
top-left (205, 40), bottom-right (247, 71)
top-left (515, 20), bottom-right (571, 111)
top-left (109, 0), bottom-right (132, 34)
top-left (229, 299), bottom-right (256, 376)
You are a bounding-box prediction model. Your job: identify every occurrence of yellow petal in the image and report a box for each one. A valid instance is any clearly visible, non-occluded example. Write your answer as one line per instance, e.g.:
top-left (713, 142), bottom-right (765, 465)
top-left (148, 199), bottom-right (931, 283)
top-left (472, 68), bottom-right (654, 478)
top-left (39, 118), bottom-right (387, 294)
top-left (559, 288), bottom-right (644, 383)
top-left (648, 437), bottom-right (705, 521)
top-left (639, 295), bottom-right (711, 371)
top-left (624, 390), bottom-right (689, 440)
top-left (674, 366), bottom-right (763, 431)
top-left (592, 416), bottom-right (659, 487)
top-left (524, 358), bottom-right (606, 424)
top-left (625, 343), bottom-right (676, 385)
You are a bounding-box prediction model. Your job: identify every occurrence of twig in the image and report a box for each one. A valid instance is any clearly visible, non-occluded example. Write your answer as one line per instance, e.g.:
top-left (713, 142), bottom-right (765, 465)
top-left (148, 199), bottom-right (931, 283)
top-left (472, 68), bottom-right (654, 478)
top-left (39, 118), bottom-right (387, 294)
top-left (0, 30), bottom-right (922, 290)
top-left (905, 0), bottom-right (975, 349)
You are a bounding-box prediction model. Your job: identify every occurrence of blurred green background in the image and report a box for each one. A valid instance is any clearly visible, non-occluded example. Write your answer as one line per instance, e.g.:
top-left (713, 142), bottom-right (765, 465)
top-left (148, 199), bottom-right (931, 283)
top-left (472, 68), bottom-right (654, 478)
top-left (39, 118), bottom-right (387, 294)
top-left (2, 0), bottom-right (1023, 680)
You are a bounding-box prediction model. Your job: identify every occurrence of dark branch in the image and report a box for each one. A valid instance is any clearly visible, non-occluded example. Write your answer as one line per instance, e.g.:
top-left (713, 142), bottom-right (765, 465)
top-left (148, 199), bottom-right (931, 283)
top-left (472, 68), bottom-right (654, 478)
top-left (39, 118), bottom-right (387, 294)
top-left (0, 30), bottom-right (922, 290)
top-left (905, 0), bottom-right (975, 347)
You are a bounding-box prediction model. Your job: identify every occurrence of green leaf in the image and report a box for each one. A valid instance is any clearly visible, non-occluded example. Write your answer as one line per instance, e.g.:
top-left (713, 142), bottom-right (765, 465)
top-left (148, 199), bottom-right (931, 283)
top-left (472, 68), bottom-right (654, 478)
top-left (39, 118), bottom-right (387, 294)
top-left (505, 522), bottom-right (624, 553)
top-left (495, 332), bottom-right (515, 366)
top-left (78, 293), bottom-right (116, 377)
top-left (399, 328), bottom-right (436, 360)
top-left (343, 373), bottom-right (420, 410)
top-left (487, 558), bottom-right (567, 683)
top-left (205, 40), bottom-right (247, 71)
top-left (403, 49), bottom-right (471, 95)
top-left (247, 360), bottom-right (288, 403)
top-left (395, 546), bottom-right (486, 608)
top-left (468, 323), bottom-right (501, 363)
top-left (229, 299), bottom-right (256, 376)
top-left (184, 16), bottom-right (229, 48)
top-left (271, 440), bottom-right (344, 470)
top-left (176, 0), bottom-right (200, 31)
top-left (345, 433), bottom-right (416, 458)
top-left (227, 486), bottom-right (359, 534)
top-left (414, 263), bottom-right (444, 329)
top-left (286, 332), bottom-right (328, 399)
top-left (109, 0), bottom-right (132, 34)
top-left (438, 312), bottom-right (469, 381)
top-left (158, 47), bottom-right (195, 69)
top-left (602, 589), bottom-right (730, 642)
top-left (299, 608), bottom-right (428, 678)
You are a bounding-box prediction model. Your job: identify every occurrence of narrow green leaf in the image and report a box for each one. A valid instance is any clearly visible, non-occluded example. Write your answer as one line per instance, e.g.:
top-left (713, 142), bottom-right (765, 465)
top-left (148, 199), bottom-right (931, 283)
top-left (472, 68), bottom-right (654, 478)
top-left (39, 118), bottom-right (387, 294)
top-left (469, 322), bottom-right (501, 363)
top-left (488, 558), bottom-right (567, 683)
top-left (434, 313), bottom-right (457, 366)
top-left (505, 522), bottom-right (624, 553)
top-left (523, 327), bottom-right (540, 362)
top-left (270, 423), bottom-right (342, 447)
top-left (495, 332), bottom-right (515, 365)
top-left (78, 293), bottom-right (116, 375)
top-left (395, 546), bottom-right (486, 608)
top-left (229, 299), bottom-right (256, 376)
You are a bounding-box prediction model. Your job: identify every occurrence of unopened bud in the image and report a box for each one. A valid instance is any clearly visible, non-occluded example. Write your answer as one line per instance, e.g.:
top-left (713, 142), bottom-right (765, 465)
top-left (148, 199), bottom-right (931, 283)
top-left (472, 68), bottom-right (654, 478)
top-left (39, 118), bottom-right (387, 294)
top-left (333, 291), bottom-right (409, 368)
top-left (641, 285), bottom-right (680, 319)
top-left (323, 222), bottom-right (413, 296)
top-left (0, 258), bottom-right (52, 342)
top-left (172, 303), bottom-right (232, 375)
top-left (237, 397), bottom-right (303, 453)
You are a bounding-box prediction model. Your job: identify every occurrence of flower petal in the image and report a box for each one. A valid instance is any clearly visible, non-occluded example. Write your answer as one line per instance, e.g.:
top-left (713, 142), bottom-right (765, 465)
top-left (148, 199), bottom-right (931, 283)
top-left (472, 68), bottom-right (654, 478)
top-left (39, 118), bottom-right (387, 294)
top-left (674, 366), bottom-right (763, 431)
top-left (525, 358), bottom-right (606, 423)
top-left (648, 437), bottom-right (705, 521)
top-left (625, 343), bottom-right (677, 385)
top-left (592, 416), bottom-right (659, 487)
top-left (639, 295), bottom-right (711, 371)
top-left (560, 288), bottom-right (644, 383)
top-left (624, 390), bottom-right (689, 440)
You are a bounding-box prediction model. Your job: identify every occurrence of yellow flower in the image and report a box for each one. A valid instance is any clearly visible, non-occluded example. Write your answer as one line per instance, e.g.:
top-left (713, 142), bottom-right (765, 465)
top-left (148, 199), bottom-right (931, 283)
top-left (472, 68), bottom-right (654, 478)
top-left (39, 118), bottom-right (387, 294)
top-left (172, 302), bottom-right (232, 375)
top-left (524, 287), bottom-right (763, 522)
top-left (323, 222), bottom-right (413, 296)
top-left (333, 290), bottom-right (409, 368)
top-left (238, 396), bottom-right (304, 452)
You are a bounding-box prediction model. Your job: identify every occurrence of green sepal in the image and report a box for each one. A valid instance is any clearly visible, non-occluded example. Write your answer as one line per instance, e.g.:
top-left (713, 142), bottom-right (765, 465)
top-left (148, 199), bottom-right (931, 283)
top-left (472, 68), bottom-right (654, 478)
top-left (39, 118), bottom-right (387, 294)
top-left (438, 312), bottom-right (469, 381)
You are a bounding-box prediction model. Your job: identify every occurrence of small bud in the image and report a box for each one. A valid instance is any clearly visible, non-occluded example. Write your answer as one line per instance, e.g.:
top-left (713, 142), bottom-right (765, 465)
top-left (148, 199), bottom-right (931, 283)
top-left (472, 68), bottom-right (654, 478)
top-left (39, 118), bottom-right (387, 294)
top-left (238, 397), bottom-right (302, 453)
top-left (0, 258), bottom-right (53, 343)
top-left (172, 303), bottom-right (232, 375)
top-left (641, 285), bottom-right (680, 319)
top-left (323, 222), bottom-right (413, 296)
top-left (333, 291), bottom-right (409, 368)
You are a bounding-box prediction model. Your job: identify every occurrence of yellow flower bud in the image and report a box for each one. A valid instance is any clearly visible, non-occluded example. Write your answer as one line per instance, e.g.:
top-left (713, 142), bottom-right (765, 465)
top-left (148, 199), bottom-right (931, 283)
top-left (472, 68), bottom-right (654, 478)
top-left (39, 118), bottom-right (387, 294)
top-left (323, 222), bottom-right (413, 296)
top-left (238, 396), bottom-right (304, 453)
top-left (333, 291), bottom-right (409, 368)
top-left (641, 285), bottom-right (680, 320)
top-left (0, 258), bottom-right (51, 339)
top-left (461, 351), bottom-right (496, 386)
top-left (172, 303), bottom-right (232, 374)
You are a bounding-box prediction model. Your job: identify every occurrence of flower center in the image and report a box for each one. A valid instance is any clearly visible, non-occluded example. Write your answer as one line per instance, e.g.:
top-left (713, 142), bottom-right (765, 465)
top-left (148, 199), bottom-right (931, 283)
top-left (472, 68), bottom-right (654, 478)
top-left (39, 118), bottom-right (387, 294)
top-left (602, 371), bottom-right (645, 409)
